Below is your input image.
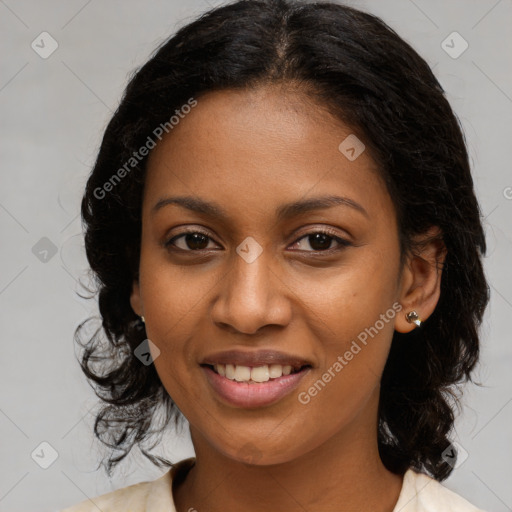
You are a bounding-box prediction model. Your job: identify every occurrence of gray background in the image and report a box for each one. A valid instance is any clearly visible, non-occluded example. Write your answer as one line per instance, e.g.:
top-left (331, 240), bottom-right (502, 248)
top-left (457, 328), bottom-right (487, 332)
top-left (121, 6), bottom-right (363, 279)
top-left (0, 0), bottom-right (511, 510)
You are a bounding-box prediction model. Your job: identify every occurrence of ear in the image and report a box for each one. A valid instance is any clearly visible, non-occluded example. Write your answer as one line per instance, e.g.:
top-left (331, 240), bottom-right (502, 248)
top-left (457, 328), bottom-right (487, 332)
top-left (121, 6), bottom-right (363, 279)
top-left (395, 226), bottom-right (446, 333)
top-left (130, 279), bottom-right (143, 317)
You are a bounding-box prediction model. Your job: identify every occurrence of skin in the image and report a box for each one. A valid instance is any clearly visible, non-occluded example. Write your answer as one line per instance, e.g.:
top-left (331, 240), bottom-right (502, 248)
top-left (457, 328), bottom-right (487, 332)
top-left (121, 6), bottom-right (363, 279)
top-left (130, 83), bottom-right (446, 512)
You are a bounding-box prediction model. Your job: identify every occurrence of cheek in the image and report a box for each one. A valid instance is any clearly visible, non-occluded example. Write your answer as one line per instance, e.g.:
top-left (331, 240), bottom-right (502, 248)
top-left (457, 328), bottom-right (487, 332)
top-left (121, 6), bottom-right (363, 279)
top-left (296, 246), bottom-right (400, 337)
top-left (138, 259), bottom-right (212, 401)
top-left (140, 247), bottom-right (218, 335)
top-left (292, 246), bottom-right (400, 400)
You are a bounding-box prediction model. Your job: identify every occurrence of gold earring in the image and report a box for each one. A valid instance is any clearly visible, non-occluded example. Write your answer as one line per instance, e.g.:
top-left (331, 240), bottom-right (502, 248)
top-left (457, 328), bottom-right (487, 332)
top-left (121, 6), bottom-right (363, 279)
top-left (405, 310), bottom-right (422, 327)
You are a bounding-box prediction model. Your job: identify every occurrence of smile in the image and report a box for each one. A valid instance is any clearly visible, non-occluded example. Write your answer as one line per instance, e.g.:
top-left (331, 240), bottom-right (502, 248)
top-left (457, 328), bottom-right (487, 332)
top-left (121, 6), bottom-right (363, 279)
top-left (201, 364), bottom-right (311, 408)
top-left (206, 363), bottom-right (308, 383)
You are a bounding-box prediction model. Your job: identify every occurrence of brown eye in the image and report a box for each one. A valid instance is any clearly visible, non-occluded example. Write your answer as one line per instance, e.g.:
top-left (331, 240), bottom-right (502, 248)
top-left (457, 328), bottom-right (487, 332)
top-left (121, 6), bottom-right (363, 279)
top-left (290, 230), bottom-right (352, 252)
top-left (165, 231), bottom-right (217, 251)
top-left (305, 233), bottom-right (334, 251)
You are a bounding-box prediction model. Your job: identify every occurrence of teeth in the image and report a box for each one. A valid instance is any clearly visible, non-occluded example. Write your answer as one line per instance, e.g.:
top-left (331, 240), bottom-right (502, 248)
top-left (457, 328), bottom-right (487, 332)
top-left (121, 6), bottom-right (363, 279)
top-left (251, 365), bottom-right (269, 382)
top-left (234, 365), bottom-right (251, 381)
top-left (269, 364), bottom-right (282, 378)
top-left (225, 364), bottom-right (235, 380)
top-left (213, 363), bottom-right (299, 382)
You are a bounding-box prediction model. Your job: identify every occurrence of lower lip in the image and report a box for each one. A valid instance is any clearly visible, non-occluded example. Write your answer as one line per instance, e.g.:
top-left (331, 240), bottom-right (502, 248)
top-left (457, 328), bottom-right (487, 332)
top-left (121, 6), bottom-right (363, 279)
top-left (202, 365), bottom-right (311, 408)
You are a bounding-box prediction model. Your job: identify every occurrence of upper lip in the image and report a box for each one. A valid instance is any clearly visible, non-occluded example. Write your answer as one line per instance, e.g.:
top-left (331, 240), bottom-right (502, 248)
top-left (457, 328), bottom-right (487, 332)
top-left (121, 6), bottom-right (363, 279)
top-left (201, 349), bottom-right (313, 369)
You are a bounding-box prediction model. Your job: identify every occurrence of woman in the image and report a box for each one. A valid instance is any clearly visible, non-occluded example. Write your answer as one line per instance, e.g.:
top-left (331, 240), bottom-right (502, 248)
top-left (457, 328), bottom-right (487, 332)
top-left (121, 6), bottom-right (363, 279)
top-left (62, 0), bottom-right (489, 510)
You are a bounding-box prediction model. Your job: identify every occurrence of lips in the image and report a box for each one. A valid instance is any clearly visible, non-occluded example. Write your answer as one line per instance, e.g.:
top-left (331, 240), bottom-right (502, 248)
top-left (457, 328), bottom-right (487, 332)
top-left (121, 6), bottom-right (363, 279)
top-left (201, 364), bottom-right (311, 408)
top-left (200, 349), bottom-right (313, 369)
top-left (199, 348), bottom-right (313, 408)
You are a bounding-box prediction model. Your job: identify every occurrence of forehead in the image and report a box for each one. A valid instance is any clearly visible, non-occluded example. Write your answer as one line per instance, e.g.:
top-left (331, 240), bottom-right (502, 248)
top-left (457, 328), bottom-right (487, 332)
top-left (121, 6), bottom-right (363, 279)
top-left (143, 85), bottom-right (393, 225)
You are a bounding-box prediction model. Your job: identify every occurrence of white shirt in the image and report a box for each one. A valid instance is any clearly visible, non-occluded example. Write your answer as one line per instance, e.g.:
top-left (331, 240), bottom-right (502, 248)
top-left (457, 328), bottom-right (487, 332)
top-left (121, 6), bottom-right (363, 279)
top-left (60, 457), bottom-right (486, 511)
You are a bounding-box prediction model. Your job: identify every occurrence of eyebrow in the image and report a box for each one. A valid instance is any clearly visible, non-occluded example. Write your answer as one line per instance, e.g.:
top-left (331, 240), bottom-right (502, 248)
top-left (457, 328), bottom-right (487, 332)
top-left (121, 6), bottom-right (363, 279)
top-left (151, 194), bottom-right (369, 221)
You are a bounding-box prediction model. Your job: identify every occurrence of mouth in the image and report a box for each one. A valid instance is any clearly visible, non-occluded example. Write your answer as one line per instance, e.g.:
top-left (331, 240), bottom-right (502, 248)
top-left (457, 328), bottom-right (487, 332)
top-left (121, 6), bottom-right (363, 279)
top-left (200, 363), bottom-right (312, 408)
top-left (201, 363), bottom-right (311, 383)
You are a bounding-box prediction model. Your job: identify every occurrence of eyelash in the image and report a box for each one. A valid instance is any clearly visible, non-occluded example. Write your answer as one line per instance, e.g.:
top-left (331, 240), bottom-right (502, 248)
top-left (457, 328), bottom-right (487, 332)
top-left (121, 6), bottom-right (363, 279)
top-left (164, 227), bottom-right (352, 254)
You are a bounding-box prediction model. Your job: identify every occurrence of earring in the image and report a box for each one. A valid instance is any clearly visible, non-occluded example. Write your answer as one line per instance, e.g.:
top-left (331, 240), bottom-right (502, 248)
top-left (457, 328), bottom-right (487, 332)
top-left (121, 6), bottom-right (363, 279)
top-left (140, 315), bottom-right (145, 324)
top-left (405, 310), bottom-right (422, 327)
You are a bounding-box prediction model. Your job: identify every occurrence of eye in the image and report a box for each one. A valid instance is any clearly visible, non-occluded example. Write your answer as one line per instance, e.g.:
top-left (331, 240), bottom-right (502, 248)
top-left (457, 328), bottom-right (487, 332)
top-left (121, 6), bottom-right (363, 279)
top-left (289, 229), bottom-right (352, 252)
top-left (165, 230), bottom-right (219, 251)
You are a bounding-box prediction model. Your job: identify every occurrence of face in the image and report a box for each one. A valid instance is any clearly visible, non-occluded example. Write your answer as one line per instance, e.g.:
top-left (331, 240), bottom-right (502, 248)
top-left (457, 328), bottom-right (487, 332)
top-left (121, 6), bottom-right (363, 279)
top-left (131, 84), bottom-right (406, 465)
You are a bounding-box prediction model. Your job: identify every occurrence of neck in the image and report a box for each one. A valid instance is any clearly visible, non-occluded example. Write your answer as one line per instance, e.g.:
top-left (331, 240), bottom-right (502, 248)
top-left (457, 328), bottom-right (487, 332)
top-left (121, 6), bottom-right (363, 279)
top-left (173, 399), bottom-right (403, 512)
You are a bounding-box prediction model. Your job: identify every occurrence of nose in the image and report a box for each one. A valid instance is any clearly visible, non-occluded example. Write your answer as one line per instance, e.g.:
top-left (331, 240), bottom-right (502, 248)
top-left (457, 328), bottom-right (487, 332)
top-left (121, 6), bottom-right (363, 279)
top-left (210, 246), bottom-right (292, 335)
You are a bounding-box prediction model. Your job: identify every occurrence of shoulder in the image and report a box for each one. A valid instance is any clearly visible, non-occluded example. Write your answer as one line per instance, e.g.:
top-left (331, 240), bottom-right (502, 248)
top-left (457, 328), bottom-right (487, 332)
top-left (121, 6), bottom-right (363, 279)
top-left (59, 457), bottom-right (196, 512)
top-left (60, 477), bottom-right (156, 512)
top-left (59, 472), bottom-right (173, 512)
top-left (393, 469), bottom-right (487, 512)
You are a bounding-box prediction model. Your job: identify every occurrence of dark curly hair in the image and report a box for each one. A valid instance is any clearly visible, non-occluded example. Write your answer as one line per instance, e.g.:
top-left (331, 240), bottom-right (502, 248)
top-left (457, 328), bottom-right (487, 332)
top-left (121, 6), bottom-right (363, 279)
top-left (75, 0), bottom-right (489, 480)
